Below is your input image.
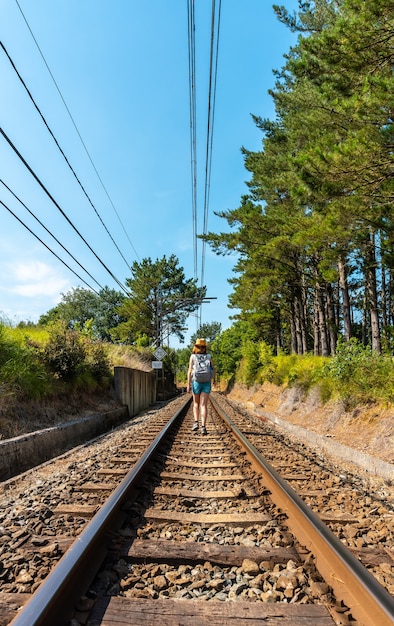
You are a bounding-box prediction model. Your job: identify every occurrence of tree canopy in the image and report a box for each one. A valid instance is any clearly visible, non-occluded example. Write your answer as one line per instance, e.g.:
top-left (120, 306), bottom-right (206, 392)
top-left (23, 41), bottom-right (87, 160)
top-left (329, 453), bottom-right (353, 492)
top-left (113, 254), bottom-right (206, 346)
top-left (204, 0), bottom-right (394, 355)
top-left (38, 286), bottom-right (126, 341)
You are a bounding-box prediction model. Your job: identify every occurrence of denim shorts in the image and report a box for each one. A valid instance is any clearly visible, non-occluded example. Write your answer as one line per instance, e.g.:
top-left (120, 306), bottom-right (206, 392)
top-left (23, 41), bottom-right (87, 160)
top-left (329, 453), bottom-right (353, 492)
top-left (192, 381), bottom-right (211, 395)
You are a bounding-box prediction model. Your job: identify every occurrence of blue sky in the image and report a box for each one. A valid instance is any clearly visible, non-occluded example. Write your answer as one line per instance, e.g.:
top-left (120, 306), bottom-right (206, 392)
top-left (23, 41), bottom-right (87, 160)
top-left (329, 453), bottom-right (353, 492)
top-left (0, 1), bottom-right (298, 346)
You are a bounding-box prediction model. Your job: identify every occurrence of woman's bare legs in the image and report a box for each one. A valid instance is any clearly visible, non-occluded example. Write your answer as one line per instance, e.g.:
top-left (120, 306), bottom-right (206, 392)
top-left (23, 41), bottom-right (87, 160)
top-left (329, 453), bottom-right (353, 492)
top-left (199, 392), bottom-right (209, 428)
top-left (192, 393), bottom-right (200, 423)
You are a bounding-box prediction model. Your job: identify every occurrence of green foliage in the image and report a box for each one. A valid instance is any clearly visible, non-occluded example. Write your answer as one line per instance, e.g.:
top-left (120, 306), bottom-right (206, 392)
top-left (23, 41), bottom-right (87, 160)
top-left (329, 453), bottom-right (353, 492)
top-left (237, 340), bottom-right (261, 386)
top-left (189, 322), bottom-right (222, 349)
top-left (257, 342), bottom-right (276, 383)
top-left (39, 286), bottom-right (126, 341)
top-left (324, 338), bottom-right (394, 404)
top-left (41, 322), bottom-right (112, 384)
top-left (42, 322), bottom-right (86, 381)
top-left (174, 347), bottom-right (190, 384)
top-left (268, 353), bottom-right (297, 386)
top-left (0, 323), bottom-right (50, 400)
top-left (204, 1), bottom-right (394, 357)
top-left (115, 255), bottom-right (205, 345)
top-left (211, 321), bottom-right (252, 378)
top-left (83, 340), bottom-right (111, 383)
top-left (286, 354), bottom-right (330, 391)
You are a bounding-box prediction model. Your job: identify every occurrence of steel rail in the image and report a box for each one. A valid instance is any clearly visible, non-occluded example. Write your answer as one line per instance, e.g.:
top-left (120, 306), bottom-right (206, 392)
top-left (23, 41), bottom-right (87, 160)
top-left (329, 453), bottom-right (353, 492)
top-left (10, 396), bottom-right (191, 626)
top-left (211, 395), bottom-right (394, 626)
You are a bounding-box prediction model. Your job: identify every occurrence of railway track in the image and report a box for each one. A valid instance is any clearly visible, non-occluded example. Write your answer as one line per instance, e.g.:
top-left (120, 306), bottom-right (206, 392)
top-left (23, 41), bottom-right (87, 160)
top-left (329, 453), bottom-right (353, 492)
top-left (0, 394), bottom-right (392, 625)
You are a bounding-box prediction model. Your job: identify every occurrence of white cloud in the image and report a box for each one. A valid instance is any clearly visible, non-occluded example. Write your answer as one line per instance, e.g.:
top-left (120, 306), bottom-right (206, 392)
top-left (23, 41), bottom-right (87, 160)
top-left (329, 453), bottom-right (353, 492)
top-left (7, 261), bottom-right (69, 298)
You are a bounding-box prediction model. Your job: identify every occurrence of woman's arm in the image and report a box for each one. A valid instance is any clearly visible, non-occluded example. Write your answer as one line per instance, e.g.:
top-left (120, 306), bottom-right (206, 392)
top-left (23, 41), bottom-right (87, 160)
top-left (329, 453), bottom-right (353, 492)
top-left (187, 355), bottom-right (193, 392)
top-left (210, 357), bottom-right (216, 384)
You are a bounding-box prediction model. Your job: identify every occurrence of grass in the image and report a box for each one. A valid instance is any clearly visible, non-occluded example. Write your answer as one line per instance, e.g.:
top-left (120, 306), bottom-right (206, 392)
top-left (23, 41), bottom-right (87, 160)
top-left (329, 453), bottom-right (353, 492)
top-left (234, 338), bottom-right (394, 406)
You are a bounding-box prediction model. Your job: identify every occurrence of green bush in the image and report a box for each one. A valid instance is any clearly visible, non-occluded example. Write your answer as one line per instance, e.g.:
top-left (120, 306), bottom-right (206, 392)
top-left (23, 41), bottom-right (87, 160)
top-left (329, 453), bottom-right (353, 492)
top-left (42, 322), bottom-right (86, 381)
top-left (325, 337), bottom-right (394, 404)
top-left (237, 340), bottom-right (261, 386)
top-left (0, 323), bottom-right (50, 399)
top-left (256, 342), bottom-right (277, 383)
top-left (287, 354), bottom-right (329, 390)
top-left (270, 352), bottom-right (298, 386)
top-left (83, 339), bottom-right (111, 382)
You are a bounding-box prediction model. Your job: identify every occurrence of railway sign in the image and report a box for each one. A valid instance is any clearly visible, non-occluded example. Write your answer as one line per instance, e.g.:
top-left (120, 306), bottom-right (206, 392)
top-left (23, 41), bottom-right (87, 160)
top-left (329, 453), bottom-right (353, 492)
top-left (154, 347), bottom-right (166, 360)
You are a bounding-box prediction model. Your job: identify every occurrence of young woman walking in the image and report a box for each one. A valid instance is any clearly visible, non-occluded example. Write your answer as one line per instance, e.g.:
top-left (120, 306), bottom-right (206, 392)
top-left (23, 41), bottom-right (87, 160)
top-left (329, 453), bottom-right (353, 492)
top-left (187, 338), bottom-right (215, 435)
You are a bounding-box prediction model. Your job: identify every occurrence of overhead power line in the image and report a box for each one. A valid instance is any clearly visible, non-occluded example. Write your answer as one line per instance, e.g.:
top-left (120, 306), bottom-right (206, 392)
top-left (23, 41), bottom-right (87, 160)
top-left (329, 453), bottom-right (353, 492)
top-left (0, 41), bottom-right (132, 273)
top-left (0, 198), bottom-right (101, 295)
top-left (201, 0), bottom-right (221, 295)
top-left (0, 127), bottom-right (130, 296)
top-left (187, 0), bottom-right (198, 280)
top-left (14, 0), bottom-right (140, 262)
top-left (0, 179), bottom-right (104, 292)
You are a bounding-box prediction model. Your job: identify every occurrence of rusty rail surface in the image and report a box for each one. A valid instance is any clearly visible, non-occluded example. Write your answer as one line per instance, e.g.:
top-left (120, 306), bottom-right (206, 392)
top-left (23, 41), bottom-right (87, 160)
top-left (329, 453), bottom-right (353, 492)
top-left (8, 394), bottom-right (394, 626)
top-left (210, 395), bottom-right (394, 626)
top-left (9, 397), bottom-right (191, 626)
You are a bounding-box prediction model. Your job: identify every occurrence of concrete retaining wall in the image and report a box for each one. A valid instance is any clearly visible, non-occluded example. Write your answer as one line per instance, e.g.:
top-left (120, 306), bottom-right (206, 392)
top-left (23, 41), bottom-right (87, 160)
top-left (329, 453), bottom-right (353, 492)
top-left (1, 367), bottom-right (157, 482)
top-left (113, 366), bottom-right (157, 414)
top-left (0, 407), bottom-right (128, 481)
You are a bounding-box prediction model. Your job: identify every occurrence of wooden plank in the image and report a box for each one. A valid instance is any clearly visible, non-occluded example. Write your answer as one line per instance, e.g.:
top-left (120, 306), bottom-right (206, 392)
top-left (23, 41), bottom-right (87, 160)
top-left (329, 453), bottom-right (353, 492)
top-left (166, 460), bottom-right (238, 469)
top-left (185, 453), bottom-right (233, 460)
top-left (143, 509), bottom-right (271, 525)
top-left (173, 445), bottom-right (229, 452)
top-left (97, 469), bottom-right (128, 476)
top-left (0, 593), bottom-right (30, 626)
top-left (350, 546), bottom-right (394, 565)
top-left (319, 512), bottom-right (356, 523)
top-left (88, 597), bottom-right (333, 625)
top-left (25, 535), bottom-right (74, 553)
top-left (112, 458), bottom-right (139, 464)
top-left (54, 504), bottom-right (98, 517)
top-left (125, 539), bottom-right (300, 566)
top-left (160, 472), bottom-right (246, 482)
top-left (154, 486), bottom-right (242, 499)
top-left (281, 475), bottom-right (310, 481)
top-left (81, 482), bottom-right (116, 492)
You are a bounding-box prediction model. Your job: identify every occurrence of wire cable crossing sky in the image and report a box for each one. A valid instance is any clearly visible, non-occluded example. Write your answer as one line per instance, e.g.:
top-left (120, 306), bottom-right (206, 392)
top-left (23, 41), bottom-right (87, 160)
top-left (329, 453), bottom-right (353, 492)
top-left (0, 1), bottom-right (299, 343)
top-left (13, 0), bottom-right (141, 263)
top-left (0, 40), bottom-right (134, 273)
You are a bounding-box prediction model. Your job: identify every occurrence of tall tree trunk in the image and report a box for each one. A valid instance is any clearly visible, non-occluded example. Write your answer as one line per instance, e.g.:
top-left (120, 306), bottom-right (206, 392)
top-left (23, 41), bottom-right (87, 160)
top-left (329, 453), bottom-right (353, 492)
top-left (275, 306), bottom-right (281, 355)
top-left (313, 287), bottom-right (320, 355)
top-left (326, 282), bottom-right (337, 355)
top-left (362, 294), bottom-right (367, 346)
top-left (365, 232), bottom-right (381, 353)
top-left (300, 276), bottom-right (309, 354)
top-left (338, 256), bottom-right (352, 341)
top-left (317, 283), bottom-right (329, 357)
top-left (381, 263), bottom-right (387, 328)
top-left (289, 301), bottom-right (297, 354)
top-left (294, 295), bottom-right (304, 354)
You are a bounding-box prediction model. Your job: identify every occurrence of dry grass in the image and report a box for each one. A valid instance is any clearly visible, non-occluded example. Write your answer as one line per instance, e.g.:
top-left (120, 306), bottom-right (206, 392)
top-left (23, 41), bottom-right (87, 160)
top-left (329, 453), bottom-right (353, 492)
top-left (0, 349), bottom-right (151, 441)
top-left (108, 345), bottom-right (153, 371)
top-left (226, 382), bottom-right (394, 464)
top-left (0, 388), bottom-right (122, 440)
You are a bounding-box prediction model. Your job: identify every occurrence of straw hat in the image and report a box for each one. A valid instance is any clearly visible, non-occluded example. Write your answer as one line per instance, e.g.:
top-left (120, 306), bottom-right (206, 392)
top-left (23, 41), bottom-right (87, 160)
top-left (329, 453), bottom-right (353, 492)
top-left (194, 338), bottom-right (207, 347)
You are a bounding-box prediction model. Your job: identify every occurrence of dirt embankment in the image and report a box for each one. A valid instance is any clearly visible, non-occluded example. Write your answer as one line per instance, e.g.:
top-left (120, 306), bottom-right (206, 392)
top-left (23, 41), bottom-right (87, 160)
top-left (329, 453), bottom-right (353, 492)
top-left (225, 382), bottom-right (394, 465)
top-left (0, 390), bottom-right (121, 441)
